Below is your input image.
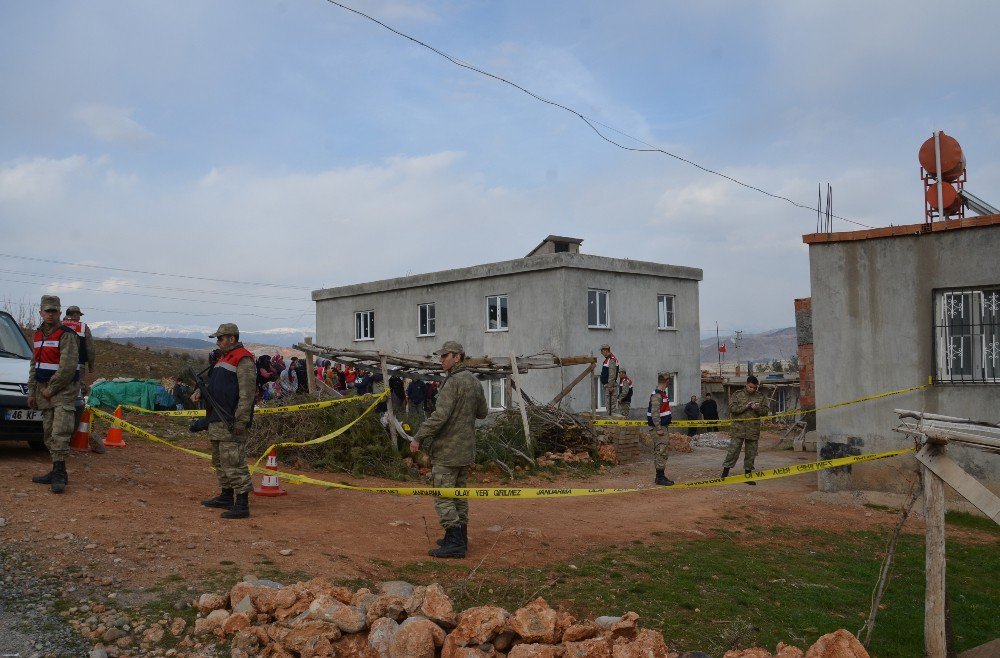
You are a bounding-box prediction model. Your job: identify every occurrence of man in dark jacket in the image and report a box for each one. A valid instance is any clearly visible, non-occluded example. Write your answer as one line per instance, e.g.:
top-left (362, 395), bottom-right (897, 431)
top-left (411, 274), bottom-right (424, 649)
top-left (699, 394), bottom-right (719, 431)
top-left (684, 395), bottom-right (701, 437)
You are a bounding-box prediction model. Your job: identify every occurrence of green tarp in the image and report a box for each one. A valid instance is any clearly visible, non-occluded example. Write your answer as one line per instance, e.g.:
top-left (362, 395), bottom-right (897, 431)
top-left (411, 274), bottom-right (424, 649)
top-left (87, 379), bottom-right (161, 410)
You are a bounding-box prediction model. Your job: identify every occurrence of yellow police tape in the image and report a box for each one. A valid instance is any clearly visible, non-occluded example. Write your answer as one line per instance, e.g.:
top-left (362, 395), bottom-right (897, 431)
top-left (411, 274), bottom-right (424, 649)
top-left (85, 404), bottom-right (913, 498)
top-left (120, 392), bottom-right (381, 418)
top-left (593, 383), bottom-right (932, 428)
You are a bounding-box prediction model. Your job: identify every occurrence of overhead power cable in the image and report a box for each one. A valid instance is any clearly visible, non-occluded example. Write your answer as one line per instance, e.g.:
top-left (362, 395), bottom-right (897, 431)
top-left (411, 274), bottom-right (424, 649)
top-left (0, 268), bottom-right (311, 304)
top-left (0, 253), bottom-right (314, 291)
top-left (0, 276), bottom-right (308, 313)
top-left (323, 0), bottom-right (875, 230)
top-left (0, 297), bottom-right (306, 322)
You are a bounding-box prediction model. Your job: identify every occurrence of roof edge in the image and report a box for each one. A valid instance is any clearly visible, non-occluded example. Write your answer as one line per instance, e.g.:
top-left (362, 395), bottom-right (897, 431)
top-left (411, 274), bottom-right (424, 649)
top-left (802, 213), bottom-right (1000, 245)
top-left (312, 253), bottom-right (703, 301)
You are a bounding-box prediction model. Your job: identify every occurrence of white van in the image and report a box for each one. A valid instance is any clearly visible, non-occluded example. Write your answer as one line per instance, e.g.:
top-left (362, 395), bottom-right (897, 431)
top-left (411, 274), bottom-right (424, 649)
top-left (0, 310), bottom-right (45, 449)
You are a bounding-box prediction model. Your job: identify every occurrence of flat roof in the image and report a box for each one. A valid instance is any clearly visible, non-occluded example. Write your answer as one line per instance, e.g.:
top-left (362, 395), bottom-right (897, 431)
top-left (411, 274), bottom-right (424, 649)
top-left (802, 213), bottom-right (1000, 245)
top-left (313, 252), bottom-right (703, 301)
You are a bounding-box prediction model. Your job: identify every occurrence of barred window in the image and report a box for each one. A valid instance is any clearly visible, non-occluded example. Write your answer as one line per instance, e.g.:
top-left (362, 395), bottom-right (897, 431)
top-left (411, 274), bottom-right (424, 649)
top-left (934, 287), bottom-right (1000, 383)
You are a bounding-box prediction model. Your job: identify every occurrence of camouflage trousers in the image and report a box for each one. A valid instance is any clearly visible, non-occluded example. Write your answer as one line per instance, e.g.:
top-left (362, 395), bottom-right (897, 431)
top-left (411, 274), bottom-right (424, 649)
top-left (207, 423), bottom-right (253, 495)
top-left (723, 435), bottom-right (759, 471)
top-left (650, 430), bottom-right (670, 469)
top-left (618, 399), bottom-right (631, 418)
top-left (41, 398), bottom-right (76, 462)
top-left (605, 386), bottom-right (619, 416)
top-left (431, 464), bottom-right (469, 529)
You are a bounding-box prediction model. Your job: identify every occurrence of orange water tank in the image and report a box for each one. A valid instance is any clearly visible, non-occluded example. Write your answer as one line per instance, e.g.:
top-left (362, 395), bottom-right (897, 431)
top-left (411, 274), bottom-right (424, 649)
top-left (925, 181), bottom-right (962, 213)
top-left (919, 132), bottom-right (965, 182)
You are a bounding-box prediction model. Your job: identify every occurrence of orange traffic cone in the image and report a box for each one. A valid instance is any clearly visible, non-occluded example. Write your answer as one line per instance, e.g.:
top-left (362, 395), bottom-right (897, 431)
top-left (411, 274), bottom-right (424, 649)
top-left (253, 447), bottom-right (287, 497)
top-left (70, 408), bottom-right (92, 452)
top-left (103, 405), bottom-right (127, 448)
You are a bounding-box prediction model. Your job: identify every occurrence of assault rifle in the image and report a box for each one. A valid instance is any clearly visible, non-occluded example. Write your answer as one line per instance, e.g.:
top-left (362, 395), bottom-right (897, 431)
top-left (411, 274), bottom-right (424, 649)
top-left (186, 366), bottom-right (234, 433)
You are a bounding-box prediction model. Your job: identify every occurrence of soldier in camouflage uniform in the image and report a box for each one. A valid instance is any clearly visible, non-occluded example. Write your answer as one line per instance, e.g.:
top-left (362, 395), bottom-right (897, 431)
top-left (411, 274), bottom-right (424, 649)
top-left (28, 295), bottom-right (80, 493)
top-left (198, 323), bottom-right (257, 519)
top-left (722, 375), bottom-right (769, 485)
top-left (617, 369), bottom-right (633, 418)
top-left (647, 373), bottom-right (674, 486)
top-left (410, 340), bottom-right (488, 559)
top-left (599, 344), bottom-right (620, 416)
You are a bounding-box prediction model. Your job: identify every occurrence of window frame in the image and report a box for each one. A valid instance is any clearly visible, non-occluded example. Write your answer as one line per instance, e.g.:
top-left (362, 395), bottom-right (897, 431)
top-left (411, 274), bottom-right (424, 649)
top-left (934, 286), bottom-right (1000, 384)
top-left (488, 377), bottom-right (507, 410)
top-left (417, 302), bottom-right (436, 338)
top-left (657, 293), bottom-right (676, 330)
top-left (354, 310), bottom-right (375, 342)
top-left (485, 294), bottom-right (509, 332)
top-left (587, 288), bottom-right (610, 329)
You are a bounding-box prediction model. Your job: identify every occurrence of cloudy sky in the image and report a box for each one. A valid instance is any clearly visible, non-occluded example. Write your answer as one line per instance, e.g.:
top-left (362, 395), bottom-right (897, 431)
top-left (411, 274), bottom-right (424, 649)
top-left (2, 1), bottom-right (998, 342)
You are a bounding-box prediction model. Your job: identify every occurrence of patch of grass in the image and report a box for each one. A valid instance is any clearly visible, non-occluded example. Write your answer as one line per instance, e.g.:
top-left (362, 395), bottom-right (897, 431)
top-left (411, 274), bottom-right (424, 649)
top-left (946, 510), bottom-right (999, 534)
top-left (388, 528), bottom-right (998, 656)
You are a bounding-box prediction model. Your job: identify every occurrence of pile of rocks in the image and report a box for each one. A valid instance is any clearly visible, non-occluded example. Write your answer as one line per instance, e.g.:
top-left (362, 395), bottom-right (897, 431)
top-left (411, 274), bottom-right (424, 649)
top-left (667, 433), bottom-right (693, 453)
top-left (535, 450), bottom-right (593, 467)
top-left (193, 576), bottom-right (673, 657)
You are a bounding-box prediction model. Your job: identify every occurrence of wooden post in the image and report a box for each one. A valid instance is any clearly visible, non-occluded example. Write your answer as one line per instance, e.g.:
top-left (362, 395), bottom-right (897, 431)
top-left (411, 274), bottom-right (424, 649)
top-left (923, 459), bottom-right (947, 658)
top-left (380, 355), bottom-right (400, 454)
top-left (509, 352), bottom-right (534, 461)
top-left (549, 363), bottom-right (596, 407)
top-left (590, 367), bottom-right (597, 417)
top-left (304, 337), bottom-right (317, 396)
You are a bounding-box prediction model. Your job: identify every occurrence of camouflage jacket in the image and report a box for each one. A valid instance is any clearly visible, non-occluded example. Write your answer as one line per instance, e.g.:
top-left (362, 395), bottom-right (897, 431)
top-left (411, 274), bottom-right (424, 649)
top-left (83, 324), bottom-right (96, 372)
top-left (229, 343), bottom-right (257, 427)
top-left (28, 323), bottom-right (80, 405)
top-left (729, 388), bottom-right (769, 438)
top-left (413, 363), bottom-right (488, 467)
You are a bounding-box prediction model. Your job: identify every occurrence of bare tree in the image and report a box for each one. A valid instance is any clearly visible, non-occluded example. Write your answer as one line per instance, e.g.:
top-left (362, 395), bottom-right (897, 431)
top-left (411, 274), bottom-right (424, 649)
top-left (1, 295), bottom-right (37, 334)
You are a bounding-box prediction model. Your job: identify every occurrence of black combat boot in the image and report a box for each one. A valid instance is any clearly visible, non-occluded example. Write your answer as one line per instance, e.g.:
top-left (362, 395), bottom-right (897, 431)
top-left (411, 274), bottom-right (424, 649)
top-left (745, 469), bottom-right (757, 486)
top-left (221, 492), bottom-right (250, 519)
top-left (654, 469), bottom-right (674, 486)
top-left (721, 467), bottom-right (731, 479)
top-left (201, 488), bottom-right (235, 509)
top-left (32, 466), bottom-right (56, 485)
top-left (50, 461), bottom-right (68, 494)
top-left (437, 525), bottom-right (470, 550)
top-left (428, 527), bottom-right (466, 559)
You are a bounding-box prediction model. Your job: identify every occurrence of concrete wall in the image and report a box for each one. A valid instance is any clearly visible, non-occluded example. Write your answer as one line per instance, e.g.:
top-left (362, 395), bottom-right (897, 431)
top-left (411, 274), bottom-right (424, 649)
top-left (809, 223), bottom-right (1000, 495)
top-left (313, 254), bottom-right (702, 414)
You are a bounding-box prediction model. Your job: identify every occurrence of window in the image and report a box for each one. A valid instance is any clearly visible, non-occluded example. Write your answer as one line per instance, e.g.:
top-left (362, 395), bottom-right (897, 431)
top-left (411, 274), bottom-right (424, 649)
top-left (657, 294), bottom-right (675, 329)
top-left (354, 310), bottom-right (374, 341)
top-left (664, 372), bottom-right (677, 405)
top-left (773, 388), bottom-right (786, 414)
top-left (488, 378), bottom-right (506, 410)
top-left (935, 287), bottom-right (1000, 383)
top-left (418, 303), bottom-right (436, 337)
top-left (588, 289), bottom-right (610, 328)
top-left (596, 382), bottom-right (607, 411)
top-left (486, 295), bottom-right (508, 331)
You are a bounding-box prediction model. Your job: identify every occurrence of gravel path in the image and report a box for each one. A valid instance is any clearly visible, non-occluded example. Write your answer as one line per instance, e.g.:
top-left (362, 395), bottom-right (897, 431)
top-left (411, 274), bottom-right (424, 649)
top-left (0, 539), bottom-right (92, 658)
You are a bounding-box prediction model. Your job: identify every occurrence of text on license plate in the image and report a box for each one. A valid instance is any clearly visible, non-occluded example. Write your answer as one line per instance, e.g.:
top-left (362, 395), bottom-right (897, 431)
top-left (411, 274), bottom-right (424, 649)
top-left (4, 409), bottom-right (41, 421)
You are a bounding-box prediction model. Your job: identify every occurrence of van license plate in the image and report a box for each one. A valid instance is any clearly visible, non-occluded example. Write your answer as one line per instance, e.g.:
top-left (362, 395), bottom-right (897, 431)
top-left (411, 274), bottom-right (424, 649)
top-left (4, 409), bottom-right (41, 421)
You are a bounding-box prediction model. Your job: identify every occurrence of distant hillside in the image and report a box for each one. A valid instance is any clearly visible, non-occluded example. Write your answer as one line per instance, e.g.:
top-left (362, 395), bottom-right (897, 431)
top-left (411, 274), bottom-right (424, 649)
top-left (699, 327), bottom-right (796, 365)
top-left (109, 336), bottom-right (216, 350)
top-left (92, 338), bottom-right (200, 381)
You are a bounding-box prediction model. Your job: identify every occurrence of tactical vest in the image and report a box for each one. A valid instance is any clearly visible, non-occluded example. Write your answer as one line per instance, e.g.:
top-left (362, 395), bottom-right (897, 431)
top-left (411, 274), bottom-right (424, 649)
top-left (62, 319), bottom-right (89, 365)
top-left (619, 375), bottom-right (634, 403)
top-left (206, 345), bottom-right (255, 426)
top-left (646, 388), bottom-right (671, 421)
top-left (599, 353), bottom-right (618, 385)
top-left (32, 325), bottom-right (80, 383)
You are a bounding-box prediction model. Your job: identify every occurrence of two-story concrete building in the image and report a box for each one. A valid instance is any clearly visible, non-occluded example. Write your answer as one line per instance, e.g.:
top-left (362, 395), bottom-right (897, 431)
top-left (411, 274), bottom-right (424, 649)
top-left (312, 236), bottom-right (703, 414)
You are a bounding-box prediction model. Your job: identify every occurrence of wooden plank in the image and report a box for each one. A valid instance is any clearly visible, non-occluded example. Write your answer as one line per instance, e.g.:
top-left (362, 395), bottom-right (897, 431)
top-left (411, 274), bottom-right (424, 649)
top-left (509, 352), bottom-right (534, 461)
top-left (304, 337), bottom-right (317, 395)
top-left (549, 363), bottom-right (596, 407)
top-left (915, 446), bottom-right (1000, 524)
top-left (380, 355), bottom-right (399, 456)
top-left (923, 463), bottom-right (948, 658)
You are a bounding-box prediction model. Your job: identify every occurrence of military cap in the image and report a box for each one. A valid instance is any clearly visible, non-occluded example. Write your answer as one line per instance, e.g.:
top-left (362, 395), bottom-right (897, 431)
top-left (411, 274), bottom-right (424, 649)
top-left (600, 343), bottom-right (611, 350)
top-left (40, 295), bottom-right (61, 311)
top-left (66, 305), bottom-right (84, 316)
top-left (208, 323), bottom-right (240, 338)
top-left (434, 340), bottom-right (465, 356)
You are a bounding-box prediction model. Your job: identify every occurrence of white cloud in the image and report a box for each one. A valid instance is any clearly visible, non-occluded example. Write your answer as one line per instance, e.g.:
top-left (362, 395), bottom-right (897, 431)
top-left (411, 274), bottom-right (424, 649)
top-left (0, 155), bottom-right (90, 202)
top-left (75, 103), bottom-right (154, 145)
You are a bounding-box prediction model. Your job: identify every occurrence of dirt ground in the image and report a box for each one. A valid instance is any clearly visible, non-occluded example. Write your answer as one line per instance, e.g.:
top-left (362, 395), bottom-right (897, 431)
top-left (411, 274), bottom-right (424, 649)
top-left (0, 427), bottom-right (927, 596)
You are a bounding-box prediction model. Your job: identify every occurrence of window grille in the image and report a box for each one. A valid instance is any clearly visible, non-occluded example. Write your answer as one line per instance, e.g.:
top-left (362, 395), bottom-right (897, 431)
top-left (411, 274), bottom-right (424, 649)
top-left (934, 287), bottom-right (1000, 383)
